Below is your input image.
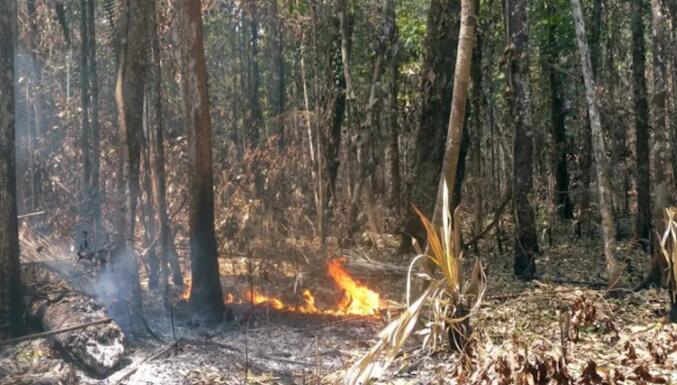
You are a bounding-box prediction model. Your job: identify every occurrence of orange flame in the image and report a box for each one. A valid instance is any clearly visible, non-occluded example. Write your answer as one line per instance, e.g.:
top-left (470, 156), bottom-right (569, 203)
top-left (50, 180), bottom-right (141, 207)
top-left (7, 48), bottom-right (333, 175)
top-left (181, 279), bottom-right (192, 301)
top-left (326, 259), bottom-right (380, 315)
top-left (182, 260), bottom-right (381, 316)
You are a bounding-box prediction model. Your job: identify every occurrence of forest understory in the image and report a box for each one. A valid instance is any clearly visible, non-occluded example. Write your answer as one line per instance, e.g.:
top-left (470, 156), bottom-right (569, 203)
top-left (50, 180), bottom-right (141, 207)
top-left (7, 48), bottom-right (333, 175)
top-left (2, 223), bottom-right (676, 384)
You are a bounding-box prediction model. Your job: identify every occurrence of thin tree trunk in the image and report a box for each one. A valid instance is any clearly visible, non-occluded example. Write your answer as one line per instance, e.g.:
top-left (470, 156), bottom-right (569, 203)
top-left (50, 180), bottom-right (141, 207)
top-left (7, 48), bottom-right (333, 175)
top-left (86, 0), bottom-right (102, 244)
top-left (182, 0), bottom-right (225, 322)
top-left (149, 0), bottom-right (183, 293)
top-left (430, 0), bottom-right (476, 228)
top-left (506, 0), bottom-right (539, 279)
top-left (80, 0), bottom-right (91, 212)
top-left (571, 0), bottom-right (623, 288)
top-left (542, 0), bottom-right (573, 220)
top-left (644, 0), bottom-right (673, 287)
top-left (270, 0), bottom-right (285, 149)
top-left (385, 0), bottom-right (401, 211)
top-left (631, 0), bottom-right (652, 249)
top-left (0, 0), bottom-right (23, 338)
top-left (114, 0), bottom-right (150, 314)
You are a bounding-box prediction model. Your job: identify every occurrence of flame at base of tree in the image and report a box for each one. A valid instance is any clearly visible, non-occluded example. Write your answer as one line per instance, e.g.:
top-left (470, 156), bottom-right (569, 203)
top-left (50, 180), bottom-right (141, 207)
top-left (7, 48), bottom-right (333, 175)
top-left (181, 259), bottom-right (381, 316)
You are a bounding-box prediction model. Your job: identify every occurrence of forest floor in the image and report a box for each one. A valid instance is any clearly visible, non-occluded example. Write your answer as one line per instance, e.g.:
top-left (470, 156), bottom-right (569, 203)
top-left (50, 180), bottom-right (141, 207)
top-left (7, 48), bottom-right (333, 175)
top-left (2, 227), bottom-right (676, 384)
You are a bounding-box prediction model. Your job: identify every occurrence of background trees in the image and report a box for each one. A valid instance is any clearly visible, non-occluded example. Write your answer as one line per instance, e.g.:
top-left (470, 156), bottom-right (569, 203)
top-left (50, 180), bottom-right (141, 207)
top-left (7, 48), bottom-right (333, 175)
top-left (4, 0), bottom-right (677, 330)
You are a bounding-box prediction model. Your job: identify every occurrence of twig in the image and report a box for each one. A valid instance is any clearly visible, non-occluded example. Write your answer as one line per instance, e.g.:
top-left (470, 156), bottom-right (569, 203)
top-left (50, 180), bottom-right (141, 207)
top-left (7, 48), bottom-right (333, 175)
top-left (113, 341), bottom-right (179, 384)
top-left (463, 192), bottom-right (512, 248)
top-left (0, 318), bottom-right (113, 346)
top-left (17, 210), bottom-right (46, 219)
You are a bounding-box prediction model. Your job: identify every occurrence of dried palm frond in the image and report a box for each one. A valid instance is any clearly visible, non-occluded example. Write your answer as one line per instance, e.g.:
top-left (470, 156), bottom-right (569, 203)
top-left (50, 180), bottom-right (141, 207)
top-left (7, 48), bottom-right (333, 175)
top-left (344, 181), bottom-right (486, 385)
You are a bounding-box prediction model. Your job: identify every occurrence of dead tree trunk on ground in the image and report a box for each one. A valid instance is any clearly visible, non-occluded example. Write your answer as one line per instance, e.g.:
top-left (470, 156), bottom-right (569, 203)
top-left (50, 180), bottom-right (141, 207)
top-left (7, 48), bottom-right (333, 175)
top-left (22, 264), bottom-right (125, 376)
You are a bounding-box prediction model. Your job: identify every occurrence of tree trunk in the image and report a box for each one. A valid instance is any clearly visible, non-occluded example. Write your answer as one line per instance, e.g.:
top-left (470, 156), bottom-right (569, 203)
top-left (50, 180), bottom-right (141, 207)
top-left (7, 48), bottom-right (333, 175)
top-left (430, 0), bottom-right (476, 351)
top-left (571, 0), bottom-right (623, 288)
top-left (86, 0), bottom-right (103, 245)
top-left (269, 0), bottom-right (285, 149)
top-left (385, 0), bottom-right (401, 211)
top-left (398, 0), bottom-right (460, 254)
top-left (182, 0), bottom-right (226, 322)
top-left (148, 0), bottom-right (183, 293)
top-left (631, 0), bottom-right (652, 250)
top-left (114, 0), bottom-right (150, 314)
top-left (22, 264), bottom-right (125, 376)
top-left (506, 0), bottom-right (539, 279)
top-left (80, 0), bottom-right (91, 210)
top-left (644, 0), bottom-right (673, 287)
top-left (0, 0), bottom-right (23, 338)
top-left (542, 0), bottom-right (573, 220)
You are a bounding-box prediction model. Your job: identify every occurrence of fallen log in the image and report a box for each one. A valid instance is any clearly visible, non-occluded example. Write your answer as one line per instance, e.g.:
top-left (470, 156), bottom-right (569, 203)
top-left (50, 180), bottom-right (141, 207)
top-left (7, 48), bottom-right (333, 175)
top-left (22, 264), bottom-right (126, 376)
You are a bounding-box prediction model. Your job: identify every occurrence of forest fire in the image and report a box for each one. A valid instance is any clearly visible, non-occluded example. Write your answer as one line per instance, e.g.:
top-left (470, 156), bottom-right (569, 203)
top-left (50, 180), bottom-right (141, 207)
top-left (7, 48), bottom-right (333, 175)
top-left (181, 260), bottom-right (381, 316)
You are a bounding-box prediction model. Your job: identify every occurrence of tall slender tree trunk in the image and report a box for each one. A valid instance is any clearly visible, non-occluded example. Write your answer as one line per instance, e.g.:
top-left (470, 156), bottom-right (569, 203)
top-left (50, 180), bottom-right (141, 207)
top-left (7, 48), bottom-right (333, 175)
top-left (506, 0), bottom-right (539, 279)
top-left (644, 0), bottom-right (673, 287)
top-left (269, 0), bottom-right (285, 149)
top-left (542, 0), bottom-right (573, 220)
top-left (430, 0), bottom-right (476, 229)
top-left (26, 0), bottom-right (44, 209)
top-left (571, 0), bottom-right (623, 288)
top-left (114, 0), bottom-right (150, 313)
top-left (182, 0), bottom-right (225, 322)
top-left (0, 0), bottom-right (23, 338)
top-left (80, 0), bottom-right (91, 208)
top-left (149, 0), bottom-right (183, 293)
top-left (398, 0), bottom-right (460, 254)
top-left (632, 0), bottom-right (652, 250)
top-left (385, 0), bottom-right (401, 211)
top-left (86, 0), bottom-right (102, 244)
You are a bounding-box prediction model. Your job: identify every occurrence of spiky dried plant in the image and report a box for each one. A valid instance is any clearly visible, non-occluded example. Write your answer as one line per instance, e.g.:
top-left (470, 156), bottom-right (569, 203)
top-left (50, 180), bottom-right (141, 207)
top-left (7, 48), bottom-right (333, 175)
top-left (344, 182), bottom-right (486, 385)
top-left (658, 207), bottom-right (677, 322)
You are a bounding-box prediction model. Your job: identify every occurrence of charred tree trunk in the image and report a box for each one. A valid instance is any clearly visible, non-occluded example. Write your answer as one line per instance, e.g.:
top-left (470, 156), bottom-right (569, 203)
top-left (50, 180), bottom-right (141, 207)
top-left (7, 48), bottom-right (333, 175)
top-left (22, 265), bottom-right (125, 376)
top-left (325, 24), bottom-right (346, 207)
top-left (25, 0), bottom-right (44, 210)
top-left (114, 0), bottom-right (150, 314)
top-left (571, 0), bottom-right (623, 288)
top-left (398, 0), bottom-right (460, 254)
top-left (0, 0), bottom-right (23, 338)
top-left (181, 0), bottom-right (226, 322)
top-left (506, 0), bottom-right (539, 279)
top-left (632, 0), bottom-right (652, 250)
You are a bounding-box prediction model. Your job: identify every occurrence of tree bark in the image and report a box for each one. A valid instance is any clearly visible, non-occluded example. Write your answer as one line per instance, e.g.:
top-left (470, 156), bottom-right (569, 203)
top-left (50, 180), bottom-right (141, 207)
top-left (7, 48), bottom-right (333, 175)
top-left (385, 0), bottom-right (401, 211)
top-left (22, 264), bottom-right (125, 376)
top-left (182, 0), bottom-right (225, 322)
top-left (644, 0), bottom-right (673, 287)
top-left (80, 0), bottom-right (91, 208)
top-left (571, 0), bottom-right (623, 288)
top-left (0, 0), bottom-right (23, 338)
top-left (542, 0), bottom-right (573, 220)
top-left (398, 0), bottom-right (460, 254)
top-left (148, 0), bottom-right (183, 293)
top-left (86, 0), bottom-right (103, 244)
top-left (269, 0), bottom-right (285, 149)
top-left (114, 0), bottom-right (150, 313)
top-left (506, 0), bottom-right (539, 279)
top-left (632, 0), bottom-right (652, 249)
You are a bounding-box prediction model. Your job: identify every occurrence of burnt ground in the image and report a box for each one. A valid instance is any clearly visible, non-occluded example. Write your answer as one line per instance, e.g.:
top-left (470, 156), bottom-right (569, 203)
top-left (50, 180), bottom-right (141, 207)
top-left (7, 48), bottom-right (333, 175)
top-left (2, 228), bottom-right (677, 384)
